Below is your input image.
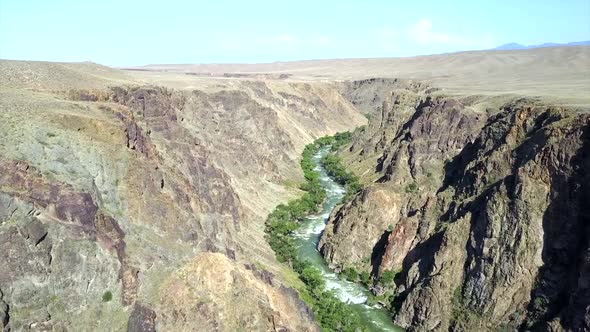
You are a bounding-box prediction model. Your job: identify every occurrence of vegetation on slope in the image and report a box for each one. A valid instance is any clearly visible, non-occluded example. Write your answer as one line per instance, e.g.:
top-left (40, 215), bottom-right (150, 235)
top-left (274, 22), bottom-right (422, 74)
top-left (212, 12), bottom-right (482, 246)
top-left (321, 153), bottom-right (361, 201)
top-left (265, 132), bottom-right (366, 332)
top-left (319, 131), bottom-right (362, 201)
top-left (320, 134), bottom-right (403, 311)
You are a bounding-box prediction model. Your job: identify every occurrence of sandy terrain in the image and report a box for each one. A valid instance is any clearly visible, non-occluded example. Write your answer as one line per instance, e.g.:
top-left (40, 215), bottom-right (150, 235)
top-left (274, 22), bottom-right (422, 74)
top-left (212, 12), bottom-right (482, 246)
top-left (125, 46), bottom-right (590, 107)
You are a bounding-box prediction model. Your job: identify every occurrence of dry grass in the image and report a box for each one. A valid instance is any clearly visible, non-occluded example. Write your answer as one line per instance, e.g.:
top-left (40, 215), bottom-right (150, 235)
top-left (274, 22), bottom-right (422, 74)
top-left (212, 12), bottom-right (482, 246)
top-left (1, 45), bottom-right (589, 106)
top-left (0, 59), bottom-right (133, 91)
top-left (125, 46), bottom-right (590, 107)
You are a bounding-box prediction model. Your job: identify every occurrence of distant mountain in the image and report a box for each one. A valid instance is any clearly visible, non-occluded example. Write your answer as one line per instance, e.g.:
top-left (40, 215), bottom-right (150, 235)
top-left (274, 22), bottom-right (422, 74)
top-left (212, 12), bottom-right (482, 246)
top-left (494, 40), bottom-right (590, 50)
top-left (494, 42), bottom-right (527, 50)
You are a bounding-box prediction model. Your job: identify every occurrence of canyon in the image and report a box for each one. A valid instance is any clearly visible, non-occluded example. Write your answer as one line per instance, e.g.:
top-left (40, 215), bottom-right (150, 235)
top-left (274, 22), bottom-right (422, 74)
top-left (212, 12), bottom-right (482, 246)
top-left (0, 45), bottom-right (589, 331)
top-left (319, 79), bottom-right (590, 331)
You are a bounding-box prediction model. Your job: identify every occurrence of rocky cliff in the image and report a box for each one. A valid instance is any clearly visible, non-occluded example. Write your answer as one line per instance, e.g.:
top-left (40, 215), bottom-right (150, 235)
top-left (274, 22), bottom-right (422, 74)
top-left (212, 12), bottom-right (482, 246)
top-left (0, 61), bottom-right (366, 331)
top-left (319, 80), bottom-right (589, 331)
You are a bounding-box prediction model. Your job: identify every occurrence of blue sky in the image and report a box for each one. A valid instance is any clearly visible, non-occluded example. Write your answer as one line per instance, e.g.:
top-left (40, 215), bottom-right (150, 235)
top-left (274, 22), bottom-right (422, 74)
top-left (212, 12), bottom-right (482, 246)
top-left (1, 0), bottom-right (589, 66)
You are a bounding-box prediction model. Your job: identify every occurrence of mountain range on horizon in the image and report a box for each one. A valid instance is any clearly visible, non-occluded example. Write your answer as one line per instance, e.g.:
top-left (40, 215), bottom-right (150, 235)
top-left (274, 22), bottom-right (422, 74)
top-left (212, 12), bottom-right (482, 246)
top-left (493, 40), bottom-right (590, 50)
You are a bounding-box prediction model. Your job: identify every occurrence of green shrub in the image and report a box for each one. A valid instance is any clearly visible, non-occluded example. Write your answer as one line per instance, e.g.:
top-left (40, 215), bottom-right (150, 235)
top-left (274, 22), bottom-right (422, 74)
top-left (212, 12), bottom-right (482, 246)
top-left (360, 271), bottom-right (372, 286)
top-left (321, 153), bottom-right (362, 201)
top-left (379, 270), bottom-right (395, 285)
top-left (102, 291), bottom-right (113, 302)
top-left (405, 182), bottom-right (419, 194)
top-left (300, 266), bottom-right (325, 293)
top-left (264, 135), bottom-right (364, 331)
top-left (341, 267), bottom-right (359, 282)
top-left (366, 293), bottom-right (378, 306)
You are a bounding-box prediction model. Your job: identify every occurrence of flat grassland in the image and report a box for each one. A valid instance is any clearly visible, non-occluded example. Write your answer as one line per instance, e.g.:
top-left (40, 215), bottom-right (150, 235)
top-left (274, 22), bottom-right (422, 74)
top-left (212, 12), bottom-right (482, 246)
top-left (2, 45), bottom-right (589, 107)
top-left (126, 46), bottom-right (590, 107)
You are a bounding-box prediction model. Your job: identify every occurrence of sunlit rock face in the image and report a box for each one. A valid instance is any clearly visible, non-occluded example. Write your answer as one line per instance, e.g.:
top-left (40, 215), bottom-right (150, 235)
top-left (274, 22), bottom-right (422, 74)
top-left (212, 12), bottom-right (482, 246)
top-left (319, 79), bottom-right (590, 331)
top-left (0, 61), bottom-right (365, 331)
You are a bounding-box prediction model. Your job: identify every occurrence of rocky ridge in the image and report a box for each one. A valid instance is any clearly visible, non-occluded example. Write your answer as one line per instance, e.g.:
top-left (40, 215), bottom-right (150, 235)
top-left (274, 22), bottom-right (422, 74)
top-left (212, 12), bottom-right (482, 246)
top-left (319, 79), bottom-right (590, 331)
top-left (0, 62), bottom-right (365, 331)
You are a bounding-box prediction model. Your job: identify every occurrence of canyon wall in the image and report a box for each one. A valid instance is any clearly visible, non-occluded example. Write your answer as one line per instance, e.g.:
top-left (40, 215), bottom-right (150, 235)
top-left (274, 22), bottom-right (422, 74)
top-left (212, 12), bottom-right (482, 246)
top-left (319, 79), bottom-right (590, 331)
top-left (0, 61), bottom-right (365, 331)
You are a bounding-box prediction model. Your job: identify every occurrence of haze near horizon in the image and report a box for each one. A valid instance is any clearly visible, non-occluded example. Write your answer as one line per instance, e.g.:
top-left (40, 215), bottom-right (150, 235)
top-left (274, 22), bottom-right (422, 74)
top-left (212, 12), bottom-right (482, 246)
top-left (1, 0), bottom-right (589, 66)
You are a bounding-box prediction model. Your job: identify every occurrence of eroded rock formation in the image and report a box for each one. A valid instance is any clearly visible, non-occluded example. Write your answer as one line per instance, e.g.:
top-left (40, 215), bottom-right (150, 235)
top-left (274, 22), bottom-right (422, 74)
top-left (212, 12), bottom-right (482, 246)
top-left (319, 80), bottom-right (590, 331)
top-left (0, 62), bottom-right (365, 331)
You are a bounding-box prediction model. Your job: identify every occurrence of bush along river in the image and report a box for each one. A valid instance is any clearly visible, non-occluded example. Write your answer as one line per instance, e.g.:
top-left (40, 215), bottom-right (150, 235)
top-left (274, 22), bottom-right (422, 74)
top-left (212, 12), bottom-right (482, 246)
top-left (265, 133), bottom-right (403, 331)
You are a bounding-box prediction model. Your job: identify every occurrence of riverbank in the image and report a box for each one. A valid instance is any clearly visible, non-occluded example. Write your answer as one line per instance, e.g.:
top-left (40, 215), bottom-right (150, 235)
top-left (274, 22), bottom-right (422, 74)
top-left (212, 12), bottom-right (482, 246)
top-left (265, 134), bottom-right (402, 331)
top-left (296, 147), bottom-right (402, 331)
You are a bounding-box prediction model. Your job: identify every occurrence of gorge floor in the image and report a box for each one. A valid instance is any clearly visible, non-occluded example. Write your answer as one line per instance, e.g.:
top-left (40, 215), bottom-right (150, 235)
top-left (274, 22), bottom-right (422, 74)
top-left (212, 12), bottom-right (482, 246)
top-left (294, 147), bottom-right (402, 332)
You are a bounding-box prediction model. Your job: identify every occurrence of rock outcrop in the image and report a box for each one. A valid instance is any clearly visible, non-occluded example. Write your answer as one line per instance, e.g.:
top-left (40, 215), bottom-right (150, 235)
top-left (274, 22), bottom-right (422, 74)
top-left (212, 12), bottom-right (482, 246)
top-left (319, 81), bottom-right (590, 331)
top-left (0, 62), bottom-right (365, 331)
top-left (157, 253), bottom-right (317, 331)
top-left (319, 88), bottom-right (488, 272)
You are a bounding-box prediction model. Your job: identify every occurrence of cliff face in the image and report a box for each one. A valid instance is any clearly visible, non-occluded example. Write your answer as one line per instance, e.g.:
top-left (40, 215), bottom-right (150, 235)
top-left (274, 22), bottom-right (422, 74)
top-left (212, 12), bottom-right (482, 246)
top-left (0, 63), bottom-right (365, 331)
top-left (319, 81), bottom-right (590, 331)
top-left (319, 82), bottom-right (488, 272)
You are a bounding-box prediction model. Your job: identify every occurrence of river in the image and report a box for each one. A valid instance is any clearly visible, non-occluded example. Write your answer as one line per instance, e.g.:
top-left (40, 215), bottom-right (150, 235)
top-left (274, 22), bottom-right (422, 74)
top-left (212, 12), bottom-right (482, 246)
top-left (292, 147), bottom-right (403, 332)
